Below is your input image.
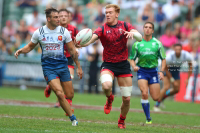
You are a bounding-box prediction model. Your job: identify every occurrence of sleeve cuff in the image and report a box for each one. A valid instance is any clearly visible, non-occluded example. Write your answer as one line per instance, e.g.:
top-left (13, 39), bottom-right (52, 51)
top-left (65, 38), bottom-right (72, 43)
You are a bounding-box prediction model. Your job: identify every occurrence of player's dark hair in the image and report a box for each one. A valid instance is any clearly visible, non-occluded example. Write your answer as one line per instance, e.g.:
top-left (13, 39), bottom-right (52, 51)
top-left (173, 43), bottom-right (182, 48)
top-left (45, 7), bottom-right (58, 18)
top-left (144, 21), bottom-right (154, 30)
top-left (58, 8), bottom-right (70, 14)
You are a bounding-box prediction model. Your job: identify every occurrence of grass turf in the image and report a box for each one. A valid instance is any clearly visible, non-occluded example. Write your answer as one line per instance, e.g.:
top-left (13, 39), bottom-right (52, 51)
top-left (0, 87), bottom-right (200, 133)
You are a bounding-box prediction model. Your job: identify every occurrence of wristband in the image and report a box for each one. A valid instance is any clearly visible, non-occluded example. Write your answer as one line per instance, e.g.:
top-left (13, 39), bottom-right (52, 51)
top-left (133, 32), bottom-right (142, 41)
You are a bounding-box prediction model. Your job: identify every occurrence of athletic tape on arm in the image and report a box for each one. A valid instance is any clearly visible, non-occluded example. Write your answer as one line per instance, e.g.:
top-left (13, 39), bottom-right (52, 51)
top-left (100, 74), bottom-right (113, 84)
top-left (120, 86), bottom-right (132, 97)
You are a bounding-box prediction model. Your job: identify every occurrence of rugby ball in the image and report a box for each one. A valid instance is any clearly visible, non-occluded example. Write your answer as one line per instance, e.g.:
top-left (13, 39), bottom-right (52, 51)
top-left (76, 28), bottom-right (92, 45)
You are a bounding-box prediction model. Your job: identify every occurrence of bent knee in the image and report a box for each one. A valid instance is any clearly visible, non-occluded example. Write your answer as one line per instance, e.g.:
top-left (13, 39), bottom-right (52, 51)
top-left (174, 88), bottom-right (180, 93)
top-left (141, 92), bottom-right (148, 99)
top-left (55, 91), bottom-right (65, 99)
top-left (152, 96), bottom-right (159, 101)
top-left (102, 81), bottom-right (112, 90)
top-left (163, 86), bottom-right (170, 91)
top-left (122, 97), bottom-right (131, 105)
top-left (65, 91), bottom-right (74, 99)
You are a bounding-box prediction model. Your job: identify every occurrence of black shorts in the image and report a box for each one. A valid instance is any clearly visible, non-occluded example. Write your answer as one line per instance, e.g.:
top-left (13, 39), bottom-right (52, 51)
top-left (100, 60), bottom-right (133, 77)
top-left (67, 57), bottom-right (75, 69)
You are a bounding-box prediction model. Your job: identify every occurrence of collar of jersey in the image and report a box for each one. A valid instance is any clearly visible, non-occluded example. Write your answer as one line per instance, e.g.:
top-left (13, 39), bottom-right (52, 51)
top-left (106, 21), bottom-right (118, 28)
top-left (142, 37), bottom-right (153, 42)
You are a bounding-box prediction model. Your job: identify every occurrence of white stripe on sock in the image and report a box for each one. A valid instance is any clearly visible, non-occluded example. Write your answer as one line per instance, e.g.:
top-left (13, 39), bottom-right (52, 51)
top-left (141, 99), bottom-right (149, 103)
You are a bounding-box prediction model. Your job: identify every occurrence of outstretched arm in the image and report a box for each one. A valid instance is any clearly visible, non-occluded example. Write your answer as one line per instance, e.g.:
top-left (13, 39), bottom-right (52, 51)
top-left (14, 41), bottom-right (37, 59)
top-left (124, 29), bottom-right (142, 42)
top-left (75, 34), bottom-right (99, 48)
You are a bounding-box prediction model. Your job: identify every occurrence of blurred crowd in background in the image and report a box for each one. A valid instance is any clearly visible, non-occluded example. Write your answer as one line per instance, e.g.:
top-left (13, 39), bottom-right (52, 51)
top-left (0, 0), bottom-right (200, 93)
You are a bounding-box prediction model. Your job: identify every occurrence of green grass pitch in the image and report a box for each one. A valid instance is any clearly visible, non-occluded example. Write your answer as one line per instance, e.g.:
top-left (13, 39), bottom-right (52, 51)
top-left (0, 87), bottom-right (200, 133)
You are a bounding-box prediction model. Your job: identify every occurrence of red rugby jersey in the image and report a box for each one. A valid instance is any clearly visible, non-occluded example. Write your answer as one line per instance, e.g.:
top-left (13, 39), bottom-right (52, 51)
top-left (94, 20), bottom-right (134, 63)
top-left (64, 24), bottom-right (79, 57)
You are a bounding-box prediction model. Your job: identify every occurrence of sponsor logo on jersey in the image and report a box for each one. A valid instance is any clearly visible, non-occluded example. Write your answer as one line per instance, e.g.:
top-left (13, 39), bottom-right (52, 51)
top-left (140, 48), bottom-right (155, 55)
top-left (140, 44), bottom-right (144, 47)
top-left (45, 44), bottom-right (61, 51)
top-left (119, 28), bottom-right (123, 34)
top-left (42, 35), bottom-right (46, 41)
top-left (106, 30), bottom-right (111, 33)
top-left (58, 36), bottom-right (62, 41)
top-left (146, 48), bottom-right (151, 51)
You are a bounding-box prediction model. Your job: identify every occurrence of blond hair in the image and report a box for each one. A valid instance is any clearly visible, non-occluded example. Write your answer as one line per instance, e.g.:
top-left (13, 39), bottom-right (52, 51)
top-left (105, 4), bottom-right (120, 13)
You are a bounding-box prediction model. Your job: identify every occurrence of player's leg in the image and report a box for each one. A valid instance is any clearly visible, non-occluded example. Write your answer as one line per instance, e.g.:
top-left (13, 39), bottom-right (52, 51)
top-left (138, 79), bottom-right (152, 123)
top-left (162, 80), bottom-right (180, 98)
top-left (65, 67), bottom-right (74, 104)
top-left (61, 80), bottom-right (74, 115)
top-left (44, 84), bottom-right (51, 98)
top-left (99, 70), bottom-right (114, 114)
top-left (154, 76), bottom-right (170, 110)
top-left (66, 57), bottom-right (75, 104)
top-left (54, 65), bottom-right (75, 108)
top-left (159, 70), bottom-right (180, 103)
top-left (117, 76), bottom-right (132, 129)
top-left (48, 79), bottom-right (77, 126)
top-left (49, 79), bottom-right (72, 115)
top-left (60, 65), bottom-right (75, 114)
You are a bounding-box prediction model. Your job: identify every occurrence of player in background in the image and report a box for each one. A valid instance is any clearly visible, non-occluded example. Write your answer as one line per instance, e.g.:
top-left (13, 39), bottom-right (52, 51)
top-left (15, 8), bottom-right (83, 126)
top-left (44, 9), bottom-right (79, 111)
top-left (76, 4), bottom-right (142, 129)
top-left (154, 44), bottom-right (193, 111)
top-left (129, 22), bottom-right (166, 124)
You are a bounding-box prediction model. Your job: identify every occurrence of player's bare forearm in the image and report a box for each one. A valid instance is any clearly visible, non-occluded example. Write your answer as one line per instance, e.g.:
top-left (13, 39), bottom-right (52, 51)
top-left (81, 34), bottom-right (99, 47)
top-left (66, 41), bottom-right (81, 68)
top-left (187, 62), bottom-right (193, 80)
top-left (20, 42), bottom-right (37, 53)
top-left (130, 60), bottom-right (136, 68)
top-left (160, 59), bottom-right (166, 72)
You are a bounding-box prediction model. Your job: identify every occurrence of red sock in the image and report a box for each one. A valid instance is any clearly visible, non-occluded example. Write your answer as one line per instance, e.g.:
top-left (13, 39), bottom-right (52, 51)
top-left (107, 93), bottom-right (113, 101)
top-left (119, 114), bottom-right (126, 123)
top-left (65, 96), bottom-right (72, 106)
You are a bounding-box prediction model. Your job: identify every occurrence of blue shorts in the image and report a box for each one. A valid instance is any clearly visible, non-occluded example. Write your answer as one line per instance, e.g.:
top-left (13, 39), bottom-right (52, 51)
top-left (165, 67), bottom-right (180, 80)
top-left (43, 66), bottom-right (71, 84)
top-left (137, 67), bottom-right (159, 85)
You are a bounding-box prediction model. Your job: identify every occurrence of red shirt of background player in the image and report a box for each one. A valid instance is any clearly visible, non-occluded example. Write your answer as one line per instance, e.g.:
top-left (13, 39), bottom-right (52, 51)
top-left (94, 20), bottom-right (134, 63)
top-left (64, 24), bottom-right (79, 57)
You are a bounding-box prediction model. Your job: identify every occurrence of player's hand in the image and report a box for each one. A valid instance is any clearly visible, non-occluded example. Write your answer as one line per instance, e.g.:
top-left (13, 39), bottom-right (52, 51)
top-left (14, 49), bottom-right (22, 59)
top-left (158, 72), bottom-right (164, 80)
top-left (74, 39), bottom-right (82, 48)
top-left (76, 67), bottom-right (83, 79)
top-left (123, 30), bottom-right (134, 40)
top-left (133, 66), bottom-right (140, 72)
